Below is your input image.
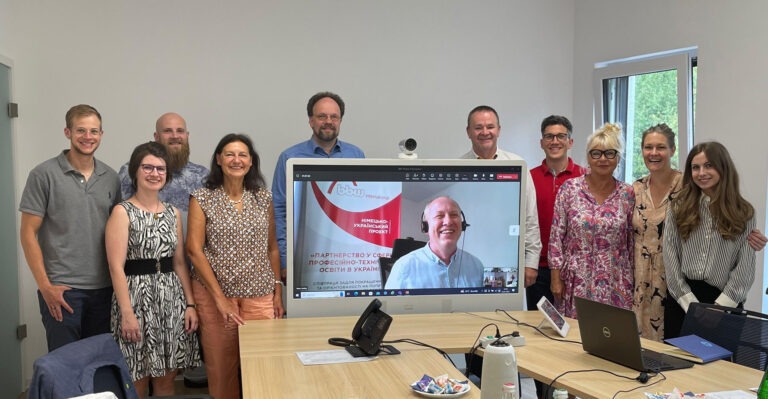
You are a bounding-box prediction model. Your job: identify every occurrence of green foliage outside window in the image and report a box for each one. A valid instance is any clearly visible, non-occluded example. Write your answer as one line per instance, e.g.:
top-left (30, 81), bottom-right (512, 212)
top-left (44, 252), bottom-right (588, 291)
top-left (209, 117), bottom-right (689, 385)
top-left (629, 69), bottom-right (680, 181)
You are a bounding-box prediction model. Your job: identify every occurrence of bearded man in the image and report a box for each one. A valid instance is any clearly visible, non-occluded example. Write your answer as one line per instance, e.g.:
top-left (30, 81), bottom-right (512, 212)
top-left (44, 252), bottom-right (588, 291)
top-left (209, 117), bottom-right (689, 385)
top-left (118, 112), bottom-right (209, 231)
top-left (272, 92), bottom-right (365, 279)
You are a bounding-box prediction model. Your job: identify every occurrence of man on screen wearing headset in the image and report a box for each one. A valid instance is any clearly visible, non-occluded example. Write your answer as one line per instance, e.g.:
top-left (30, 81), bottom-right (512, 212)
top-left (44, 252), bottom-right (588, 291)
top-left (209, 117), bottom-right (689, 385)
top-left (384, 196), bottom-right (484, 289)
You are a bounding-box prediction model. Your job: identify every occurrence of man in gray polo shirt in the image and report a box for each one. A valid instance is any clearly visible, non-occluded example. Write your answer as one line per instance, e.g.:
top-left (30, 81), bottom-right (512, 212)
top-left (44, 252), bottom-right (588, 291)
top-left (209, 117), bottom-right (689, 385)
top-left (20, 104), bottom-right (121, 352)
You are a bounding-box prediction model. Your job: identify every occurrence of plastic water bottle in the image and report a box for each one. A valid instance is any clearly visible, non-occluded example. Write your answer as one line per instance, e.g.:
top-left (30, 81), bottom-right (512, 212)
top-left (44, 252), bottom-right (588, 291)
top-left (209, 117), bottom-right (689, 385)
top-left (758, 365), bottom-right (768, 399)
top-left (481, 341), bottom-right (518, 399)
top-left (501, 382), bottom-right (517, 399)
top-left (552, 387), bottom-right (569, 399)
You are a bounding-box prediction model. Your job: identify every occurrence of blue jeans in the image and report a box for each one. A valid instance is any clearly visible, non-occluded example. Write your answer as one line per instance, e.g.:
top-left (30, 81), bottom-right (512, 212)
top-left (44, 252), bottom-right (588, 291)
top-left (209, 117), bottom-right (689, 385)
top-left (38, 287), bottom-right (113, 352)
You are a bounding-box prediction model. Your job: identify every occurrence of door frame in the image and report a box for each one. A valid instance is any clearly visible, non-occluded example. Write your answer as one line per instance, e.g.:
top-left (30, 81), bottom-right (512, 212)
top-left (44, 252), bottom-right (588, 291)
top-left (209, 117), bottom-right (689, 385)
top-left (0, 53), bottom-right (23, 395)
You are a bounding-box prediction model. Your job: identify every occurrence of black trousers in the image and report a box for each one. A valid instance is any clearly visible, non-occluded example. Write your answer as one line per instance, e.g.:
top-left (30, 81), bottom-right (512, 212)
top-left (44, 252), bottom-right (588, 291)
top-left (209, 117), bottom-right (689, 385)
top-left (524, 267), bottom-right (553, 398)
top-left (525, 267), bottom-right (553, 311)
top-left (664, 279), bottom-right (743, 339)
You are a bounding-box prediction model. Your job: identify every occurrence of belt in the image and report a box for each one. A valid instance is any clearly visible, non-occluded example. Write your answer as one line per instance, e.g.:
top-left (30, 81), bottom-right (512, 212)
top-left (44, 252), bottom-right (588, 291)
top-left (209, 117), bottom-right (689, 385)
top-left (124, 257), bottom-right (174, 276)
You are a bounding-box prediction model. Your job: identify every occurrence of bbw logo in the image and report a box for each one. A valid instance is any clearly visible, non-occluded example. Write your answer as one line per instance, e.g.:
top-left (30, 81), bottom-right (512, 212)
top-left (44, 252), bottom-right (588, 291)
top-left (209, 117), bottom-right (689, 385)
top-left (311, 181), bottom-right (401, 247)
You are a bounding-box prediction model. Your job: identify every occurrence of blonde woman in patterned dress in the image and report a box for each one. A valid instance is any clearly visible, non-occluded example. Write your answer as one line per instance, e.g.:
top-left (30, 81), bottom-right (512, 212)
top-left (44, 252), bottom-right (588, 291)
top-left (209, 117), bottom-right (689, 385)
top-left (549, 123), bottom-right (635, 319)
top-left (186, 133), bottom-right (284, 399)
top-left (107, 142), bottom-right (200, 398)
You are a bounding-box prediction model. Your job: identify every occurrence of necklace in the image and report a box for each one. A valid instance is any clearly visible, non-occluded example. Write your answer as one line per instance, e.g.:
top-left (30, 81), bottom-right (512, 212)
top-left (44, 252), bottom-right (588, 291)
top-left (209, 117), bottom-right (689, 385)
top-left (547, 160), bottom-right (568, 176)
top-left (136, 199), bottom-right (162, 219)
top-left (228, 190), bottom-right (244, 205)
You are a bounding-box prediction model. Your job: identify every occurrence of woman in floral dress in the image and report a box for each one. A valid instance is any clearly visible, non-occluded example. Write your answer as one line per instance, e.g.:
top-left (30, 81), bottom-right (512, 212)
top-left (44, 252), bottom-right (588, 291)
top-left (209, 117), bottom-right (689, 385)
top-left (549, 123), bottom-right (635, 318)
top-left (631, 123), bottom-right (682, 341)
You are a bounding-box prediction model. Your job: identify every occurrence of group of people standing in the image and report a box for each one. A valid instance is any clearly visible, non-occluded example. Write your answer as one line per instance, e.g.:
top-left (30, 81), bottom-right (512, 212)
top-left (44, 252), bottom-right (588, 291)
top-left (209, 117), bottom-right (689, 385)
top-left (21, 92), bottom-right (370, 398)
top-left (20, 93), bottom-right (360, 399)
top-left (19, 94), bottom-right (765, 399)
top-left (543, 121), bottom-right (765, 342)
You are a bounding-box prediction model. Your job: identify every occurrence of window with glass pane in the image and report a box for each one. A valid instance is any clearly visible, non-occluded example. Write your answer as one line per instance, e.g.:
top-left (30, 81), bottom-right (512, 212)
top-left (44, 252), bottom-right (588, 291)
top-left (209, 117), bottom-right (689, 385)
top-left (593, 50), bottom-right (695, 184)
top-left (602, 70), bottom-right (680, 182)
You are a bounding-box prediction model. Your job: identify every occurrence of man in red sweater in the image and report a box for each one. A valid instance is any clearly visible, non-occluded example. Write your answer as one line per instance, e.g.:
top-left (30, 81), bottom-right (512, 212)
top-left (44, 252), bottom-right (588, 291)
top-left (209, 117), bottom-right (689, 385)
top-left (527, 115), bottom-right (586, 311)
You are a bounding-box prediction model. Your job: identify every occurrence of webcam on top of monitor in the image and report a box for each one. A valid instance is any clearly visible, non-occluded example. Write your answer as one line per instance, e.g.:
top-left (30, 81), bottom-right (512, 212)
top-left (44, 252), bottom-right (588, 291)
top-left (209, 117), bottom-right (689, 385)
top-left (398, 138), bottom-right (418, 159)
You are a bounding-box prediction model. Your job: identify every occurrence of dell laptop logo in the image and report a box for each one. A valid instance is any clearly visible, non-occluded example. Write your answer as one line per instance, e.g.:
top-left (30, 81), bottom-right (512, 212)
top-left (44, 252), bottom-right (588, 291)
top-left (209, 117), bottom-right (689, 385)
top-left (602, 326), bottom-right (611, 338)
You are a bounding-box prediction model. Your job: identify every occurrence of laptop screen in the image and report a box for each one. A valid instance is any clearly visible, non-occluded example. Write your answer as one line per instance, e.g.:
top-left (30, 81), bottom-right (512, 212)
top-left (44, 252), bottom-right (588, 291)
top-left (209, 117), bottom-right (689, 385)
top-left (574, 297), bottom-right (693, 372)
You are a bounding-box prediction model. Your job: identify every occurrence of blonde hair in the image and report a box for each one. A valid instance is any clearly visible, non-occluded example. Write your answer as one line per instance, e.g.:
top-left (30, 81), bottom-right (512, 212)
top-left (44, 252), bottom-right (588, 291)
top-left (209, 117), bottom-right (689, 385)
top-left (586, 122), bottom-right (624, 156)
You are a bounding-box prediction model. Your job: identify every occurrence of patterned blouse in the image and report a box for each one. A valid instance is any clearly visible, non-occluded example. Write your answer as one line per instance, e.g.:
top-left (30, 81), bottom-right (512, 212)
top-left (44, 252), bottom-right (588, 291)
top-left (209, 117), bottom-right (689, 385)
top-left (191, 186), bottom-right (276, 297)
top-left (549, 176), bottom-right (635, 318)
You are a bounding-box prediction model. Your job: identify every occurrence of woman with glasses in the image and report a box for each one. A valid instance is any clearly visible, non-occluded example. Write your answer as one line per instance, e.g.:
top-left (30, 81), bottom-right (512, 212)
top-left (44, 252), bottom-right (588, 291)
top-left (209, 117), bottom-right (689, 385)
top-left (549, 123), bottom-right (635, 318)
top-left (186, 133), bottom-right (284, 399)
top-left (663, 142), bottom-right (757, 338)
top-left (106, 142), bottom-right (200, 398)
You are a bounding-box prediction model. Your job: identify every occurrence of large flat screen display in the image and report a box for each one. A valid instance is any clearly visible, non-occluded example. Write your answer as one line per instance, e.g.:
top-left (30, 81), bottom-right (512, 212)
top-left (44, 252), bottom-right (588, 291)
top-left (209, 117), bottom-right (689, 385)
top-left (286, 158), bottom-right (527, 317)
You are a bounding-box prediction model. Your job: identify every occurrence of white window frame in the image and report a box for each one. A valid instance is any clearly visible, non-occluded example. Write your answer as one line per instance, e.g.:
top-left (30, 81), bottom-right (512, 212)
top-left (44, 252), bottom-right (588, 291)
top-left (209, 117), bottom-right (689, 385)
top-left (592, 48), bottom-right (696, 181)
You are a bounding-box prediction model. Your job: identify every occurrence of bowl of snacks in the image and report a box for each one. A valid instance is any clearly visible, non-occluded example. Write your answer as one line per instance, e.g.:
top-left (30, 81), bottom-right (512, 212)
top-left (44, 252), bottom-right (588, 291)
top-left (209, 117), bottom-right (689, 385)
top-left (411, 374), bottom-right (471, 398)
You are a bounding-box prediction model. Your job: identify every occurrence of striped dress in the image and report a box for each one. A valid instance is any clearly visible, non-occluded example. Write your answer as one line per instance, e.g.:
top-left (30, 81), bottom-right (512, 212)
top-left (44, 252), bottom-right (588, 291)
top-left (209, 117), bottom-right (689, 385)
top-left (110, 201), bottom-right (201, 380)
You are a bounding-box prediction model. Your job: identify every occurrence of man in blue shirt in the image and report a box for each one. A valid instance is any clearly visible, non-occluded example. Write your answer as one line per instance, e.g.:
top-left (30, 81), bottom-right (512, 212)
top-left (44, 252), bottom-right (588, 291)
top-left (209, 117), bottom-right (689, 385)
top-left (384, 197), bottom-right (484, 289)
top-left (272, 92), bottom-right (365, 279)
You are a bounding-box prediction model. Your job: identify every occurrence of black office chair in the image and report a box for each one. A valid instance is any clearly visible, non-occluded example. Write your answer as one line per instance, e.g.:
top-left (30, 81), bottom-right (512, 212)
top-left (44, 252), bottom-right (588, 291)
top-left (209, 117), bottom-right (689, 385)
top-left (680, 302), bottom-right (768, 370)
top-left (379, 237), bottom-right (426, 288)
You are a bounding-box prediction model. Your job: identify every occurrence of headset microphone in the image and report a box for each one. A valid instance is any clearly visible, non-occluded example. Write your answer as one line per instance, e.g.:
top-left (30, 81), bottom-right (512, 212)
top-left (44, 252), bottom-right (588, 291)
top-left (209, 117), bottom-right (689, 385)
top-left (421, 210), bottom-right (469, 233)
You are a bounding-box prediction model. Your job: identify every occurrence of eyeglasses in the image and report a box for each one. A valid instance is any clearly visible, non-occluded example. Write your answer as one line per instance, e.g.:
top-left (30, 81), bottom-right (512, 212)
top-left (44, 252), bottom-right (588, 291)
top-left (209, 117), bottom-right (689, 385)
top-left (314, 113), bottom-right (341, 122)
top-left (589, 149), bottom-right (619, 159)
top-left (542, 133), bottom-right (569, 142)
top-left (72, 128), bottom-right (102, 136)
top-left (140, 164), bottom-right (167, 175)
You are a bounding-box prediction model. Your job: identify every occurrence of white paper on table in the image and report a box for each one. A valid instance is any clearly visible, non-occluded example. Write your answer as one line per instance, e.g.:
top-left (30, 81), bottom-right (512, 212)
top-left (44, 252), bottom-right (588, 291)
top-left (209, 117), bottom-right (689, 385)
top-left (647, 389), bottom-right (756, 399)
top-left (702, 391), bottom-right (756, 399)
top-left (296, 349), bottom-right (378, 365)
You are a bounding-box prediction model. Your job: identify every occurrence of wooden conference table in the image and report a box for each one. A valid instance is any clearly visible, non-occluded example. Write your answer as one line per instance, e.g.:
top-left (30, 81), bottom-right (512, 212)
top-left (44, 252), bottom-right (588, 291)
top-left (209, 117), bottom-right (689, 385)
top-left (239, 311), bottom-right (761, 398)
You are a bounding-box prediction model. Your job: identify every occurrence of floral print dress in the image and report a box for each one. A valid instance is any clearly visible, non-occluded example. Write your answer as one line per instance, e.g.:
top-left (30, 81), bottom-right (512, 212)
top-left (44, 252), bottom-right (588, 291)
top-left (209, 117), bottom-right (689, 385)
top-left (631, 172), bottom-right (682, 341)
top-left (549, 176), bottom-right (635, 318)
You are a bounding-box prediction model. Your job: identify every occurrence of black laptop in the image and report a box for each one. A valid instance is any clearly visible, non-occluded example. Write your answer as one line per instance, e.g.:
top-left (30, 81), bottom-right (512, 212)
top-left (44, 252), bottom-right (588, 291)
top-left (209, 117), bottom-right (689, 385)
top-left (574, 297), bottom-right (694, 372)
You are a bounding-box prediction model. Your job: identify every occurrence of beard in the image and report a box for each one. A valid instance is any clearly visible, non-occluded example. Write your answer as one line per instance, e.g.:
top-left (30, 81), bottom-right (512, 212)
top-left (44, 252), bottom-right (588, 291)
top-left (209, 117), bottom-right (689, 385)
top-left (166, 141), bottom-right (190, 174)
top-left (313, 124), bottom-right (339, 143)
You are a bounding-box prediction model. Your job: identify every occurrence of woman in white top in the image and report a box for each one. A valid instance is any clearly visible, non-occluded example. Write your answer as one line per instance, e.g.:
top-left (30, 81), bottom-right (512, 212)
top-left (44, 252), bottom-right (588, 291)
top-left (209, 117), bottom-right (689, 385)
top-left (663, 141), bottom-right (756, 338)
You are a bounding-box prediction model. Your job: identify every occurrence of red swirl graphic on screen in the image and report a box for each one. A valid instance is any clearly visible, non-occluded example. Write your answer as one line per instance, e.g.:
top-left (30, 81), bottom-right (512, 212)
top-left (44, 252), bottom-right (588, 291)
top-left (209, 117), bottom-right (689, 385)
top-left (310, 181), bottom-right (401, 247)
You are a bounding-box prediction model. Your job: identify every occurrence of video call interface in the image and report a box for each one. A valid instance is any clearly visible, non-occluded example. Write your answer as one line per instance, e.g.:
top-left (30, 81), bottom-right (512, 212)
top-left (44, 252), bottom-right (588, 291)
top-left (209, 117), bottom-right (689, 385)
top-left (290, 162), bottom-right (524, 300)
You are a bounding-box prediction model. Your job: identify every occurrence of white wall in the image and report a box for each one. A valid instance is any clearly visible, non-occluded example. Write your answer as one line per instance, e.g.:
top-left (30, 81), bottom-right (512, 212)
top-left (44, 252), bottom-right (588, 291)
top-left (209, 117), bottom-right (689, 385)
top-left (8, 0), bottom-right (768, 389)
top-left (573, 1), bottom-right (768, 312)
top-left (5, 0), bottom-right (575, 384)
